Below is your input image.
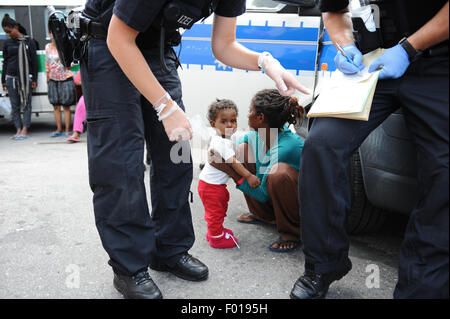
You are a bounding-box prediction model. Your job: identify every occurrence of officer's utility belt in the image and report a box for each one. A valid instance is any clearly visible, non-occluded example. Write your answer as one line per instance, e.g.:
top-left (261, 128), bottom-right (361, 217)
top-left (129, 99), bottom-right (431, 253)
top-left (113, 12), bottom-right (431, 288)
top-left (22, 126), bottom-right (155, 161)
top-left (47, 5), bottom-right (101, 67)
top-left (81, 19), bottom-right (107, 40)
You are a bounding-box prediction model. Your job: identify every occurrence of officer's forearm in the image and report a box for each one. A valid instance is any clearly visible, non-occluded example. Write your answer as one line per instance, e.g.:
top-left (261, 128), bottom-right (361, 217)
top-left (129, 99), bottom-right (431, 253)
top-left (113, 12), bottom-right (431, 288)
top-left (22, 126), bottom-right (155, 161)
top-left (408, 1), bottom-right (449, 51)
top-left (211, 15), bottom-right (260, 71)
top-left (322, 11), bottom-right (355, 46)
top-left (107, 15), bottom-right (167, 105)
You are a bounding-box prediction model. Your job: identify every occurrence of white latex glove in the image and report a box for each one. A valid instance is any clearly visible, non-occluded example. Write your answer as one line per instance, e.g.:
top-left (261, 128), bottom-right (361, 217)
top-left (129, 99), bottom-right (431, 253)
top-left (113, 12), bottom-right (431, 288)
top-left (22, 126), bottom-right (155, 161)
top-left (162, 107), bottom-right (193, 142)
top-left (259, 52), bottom-right (311, 96)
top-left (155, 93), bottom-right (193, 142)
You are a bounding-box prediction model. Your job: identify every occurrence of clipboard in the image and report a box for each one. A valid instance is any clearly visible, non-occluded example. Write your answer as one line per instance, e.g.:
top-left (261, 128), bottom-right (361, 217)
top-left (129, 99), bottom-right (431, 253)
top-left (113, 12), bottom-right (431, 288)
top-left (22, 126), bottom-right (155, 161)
top-left (307, 49), bottom-right (383, 121)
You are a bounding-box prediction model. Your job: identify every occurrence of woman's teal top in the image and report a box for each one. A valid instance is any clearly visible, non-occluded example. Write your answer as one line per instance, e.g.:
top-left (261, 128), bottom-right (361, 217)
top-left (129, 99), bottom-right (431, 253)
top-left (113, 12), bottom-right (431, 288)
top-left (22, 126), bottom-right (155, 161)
top-left (236, 126), bottom-right (304, 202)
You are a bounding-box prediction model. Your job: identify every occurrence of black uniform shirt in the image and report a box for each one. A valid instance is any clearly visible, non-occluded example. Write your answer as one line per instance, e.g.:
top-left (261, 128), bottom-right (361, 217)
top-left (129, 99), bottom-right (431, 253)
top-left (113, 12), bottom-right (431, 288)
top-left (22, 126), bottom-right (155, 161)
top-left (114, 0), bottom-right (245, 33)
top-left (318, 0), bottom-right (448, 39)
top-left (84, 0), bottom-right (245, 32)
top-left (84, 0), bottom-right (245, 49)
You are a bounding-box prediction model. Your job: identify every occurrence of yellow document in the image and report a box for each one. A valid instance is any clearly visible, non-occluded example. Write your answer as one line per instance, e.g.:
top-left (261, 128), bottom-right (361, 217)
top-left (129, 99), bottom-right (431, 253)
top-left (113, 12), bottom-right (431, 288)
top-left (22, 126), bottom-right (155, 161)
top-left (308, 48), bottom-right (384, 121)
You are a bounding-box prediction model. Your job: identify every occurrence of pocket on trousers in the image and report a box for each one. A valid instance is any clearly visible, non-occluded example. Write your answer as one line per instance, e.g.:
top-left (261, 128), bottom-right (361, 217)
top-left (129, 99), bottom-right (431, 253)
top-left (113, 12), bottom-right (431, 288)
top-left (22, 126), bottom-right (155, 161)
top-left (87, 117), bottom-right (130, 220)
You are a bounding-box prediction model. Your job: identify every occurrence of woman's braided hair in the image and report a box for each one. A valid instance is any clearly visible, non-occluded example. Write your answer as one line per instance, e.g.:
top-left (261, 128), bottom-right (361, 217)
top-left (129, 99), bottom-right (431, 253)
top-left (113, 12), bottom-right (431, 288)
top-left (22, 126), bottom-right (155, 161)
top-left (252, 89), bottom-right (304, 129)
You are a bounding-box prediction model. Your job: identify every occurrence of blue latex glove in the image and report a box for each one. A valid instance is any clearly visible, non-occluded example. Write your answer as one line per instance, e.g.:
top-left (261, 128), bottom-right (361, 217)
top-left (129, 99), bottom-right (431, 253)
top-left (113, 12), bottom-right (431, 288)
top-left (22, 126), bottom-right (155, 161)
top-left (334, 44), bottom-right (365, 74)
top-left (368, 44), bottom-right (410, 79)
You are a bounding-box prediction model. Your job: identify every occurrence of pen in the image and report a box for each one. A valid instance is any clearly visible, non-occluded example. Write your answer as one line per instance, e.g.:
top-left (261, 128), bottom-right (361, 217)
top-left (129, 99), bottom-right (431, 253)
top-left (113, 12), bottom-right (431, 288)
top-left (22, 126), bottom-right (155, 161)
top-left (334, 42), bottom-right (360, 70)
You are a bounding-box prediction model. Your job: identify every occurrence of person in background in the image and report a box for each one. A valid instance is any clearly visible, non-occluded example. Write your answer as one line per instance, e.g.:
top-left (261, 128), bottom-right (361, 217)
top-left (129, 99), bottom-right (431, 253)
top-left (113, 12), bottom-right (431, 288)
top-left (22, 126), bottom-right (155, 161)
top-left (1, 14), bottom-right (38, 140)
top-left (67, 71), bottom-right (85, 143)
top-left (46, 31), bottom-right (75, 138)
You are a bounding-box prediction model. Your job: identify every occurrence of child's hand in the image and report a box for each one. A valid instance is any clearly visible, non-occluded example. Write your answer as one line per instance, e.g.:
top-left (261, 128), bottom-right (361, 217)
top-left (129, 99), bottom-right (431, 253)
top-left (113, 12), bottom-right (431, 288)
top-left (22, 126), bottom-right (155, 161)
top-left (246, 174), bottom-right (261, 188)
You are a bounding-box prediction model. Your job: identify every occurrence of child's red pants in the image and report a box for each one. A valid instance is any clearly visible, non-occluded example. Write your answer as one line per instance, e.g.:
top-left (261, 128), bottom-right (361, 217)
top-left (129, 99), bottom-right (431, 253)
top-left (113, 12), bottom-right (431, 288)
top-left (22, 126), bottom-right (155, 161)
top-left (198, 180), bottom-right (230, 236)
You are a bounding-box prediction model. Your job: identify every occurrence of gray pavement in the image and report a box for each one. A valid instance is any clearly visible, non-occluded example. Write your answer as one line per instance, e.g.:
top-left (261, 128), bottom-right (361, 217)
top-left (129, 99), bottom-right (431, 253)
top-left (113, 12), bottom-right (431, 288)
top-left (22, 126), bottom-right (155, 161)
top-left (0, 114), bottom-right (407, 299)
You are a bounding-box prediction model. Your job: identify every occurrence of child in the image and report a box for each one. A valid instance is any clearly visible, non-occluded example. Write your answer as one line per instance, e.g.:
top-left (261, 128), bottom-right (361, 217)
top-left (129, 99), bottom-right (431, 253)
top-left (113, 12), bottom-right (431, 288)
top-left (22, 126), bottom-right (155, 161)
top-left (198, 99), bottom-right (261, 249)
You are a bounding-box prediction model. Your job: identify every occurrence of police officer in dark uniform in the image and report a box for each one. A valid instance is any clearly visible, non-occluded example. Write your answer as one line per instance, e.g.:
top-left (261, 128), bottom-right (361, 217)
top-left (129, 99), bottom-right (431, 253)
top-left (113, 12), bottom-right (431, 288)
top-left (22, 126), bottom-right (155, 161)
top-left (80, 0), bottom-right (310, 299)
top-left (290, 0), bottom-right (449, 299)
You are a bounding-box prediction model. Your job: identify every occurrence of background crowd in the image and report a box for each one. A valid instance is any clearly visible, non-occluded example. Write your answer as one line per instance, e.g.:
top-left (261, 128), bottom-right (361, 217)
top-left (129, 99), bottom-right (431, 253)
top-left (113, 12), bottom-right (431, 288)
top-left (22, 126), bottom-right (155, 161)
top-left (1, 13), bottom-right (84, 143)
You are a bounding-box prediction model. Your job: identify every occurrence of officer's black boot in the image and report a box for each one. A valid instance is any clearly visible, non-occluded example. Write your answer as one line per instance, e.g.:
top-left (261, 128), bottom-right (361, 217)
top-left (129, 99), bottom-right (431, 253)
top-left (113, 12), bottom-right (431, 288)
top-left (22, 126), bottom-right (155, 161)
top-left (113, 270), bottom-right (163, 299)
top-left (290, 264), bottom-right (351, 299)
top-left (150, 253), bottom-right (209, 282)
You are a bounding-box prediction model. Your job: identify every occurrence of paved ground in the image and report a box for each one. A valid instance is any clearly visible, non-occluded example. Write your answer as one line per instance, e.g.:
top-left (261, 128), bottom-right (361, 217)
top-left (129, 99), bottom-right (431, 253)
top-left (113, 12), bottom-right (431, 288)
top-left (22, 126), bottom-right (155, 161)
top-left (0, 114), bottom-right (408, 299)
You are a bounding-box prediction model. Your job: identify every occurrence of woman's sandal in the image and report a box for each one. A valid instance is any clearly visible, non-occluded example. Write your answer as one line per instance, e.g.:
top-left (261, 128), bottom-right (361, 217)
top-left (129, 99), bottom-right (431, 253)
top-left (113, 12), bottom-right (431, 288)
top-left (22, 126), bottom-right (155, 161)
top-left (268, 237), bottom-right (301, 253)
top-left (67, 136), bottom-right (80, 143)
top-left (50, 131), bottom-right (63, 137)
top-left (12, 135), bottom-right (28, 140)
top-left (236, 212), bottom-right (263, 224)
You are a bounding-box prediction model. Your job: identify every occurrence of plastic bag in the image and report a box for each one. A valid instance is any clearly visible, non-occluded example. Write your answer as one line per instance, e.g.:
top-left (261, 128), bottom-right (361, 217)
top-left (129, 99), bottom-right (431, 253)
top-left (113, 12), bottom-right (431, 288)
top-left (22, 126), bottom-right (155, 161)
top-left (189, 114), bottom-right (214, 141)
top-left (0, 95), bottom-right (12, 119)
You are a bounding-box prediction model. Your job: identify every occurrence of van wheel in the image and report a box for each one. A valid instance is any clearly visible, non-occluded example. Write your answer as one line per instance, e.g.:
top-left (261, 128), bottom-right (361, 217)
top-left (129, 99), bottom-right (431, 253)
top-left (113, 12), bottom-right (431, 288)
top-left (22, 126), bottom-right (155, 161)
top-left (346, 152), bottom-right (387, 235)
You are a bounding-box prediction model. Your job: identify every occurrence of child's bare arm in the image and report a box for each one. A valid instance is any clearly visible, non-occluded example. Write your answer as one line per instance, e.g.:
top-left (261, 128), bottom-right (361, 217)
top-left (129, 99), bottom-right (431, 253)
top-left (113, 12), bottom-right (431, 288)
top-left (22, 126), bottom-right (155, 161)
top-left (231, 157), bottom-right (261, 188)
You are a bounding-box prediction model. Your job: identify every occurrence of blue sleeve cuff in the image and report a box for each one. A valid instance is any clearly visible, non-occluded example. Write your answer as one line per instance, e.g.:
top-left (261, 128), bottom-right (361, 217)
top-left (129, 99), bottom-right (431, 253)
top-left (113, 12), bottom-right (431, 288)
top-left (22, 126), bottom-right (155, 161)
top-left (236, 180), bottom-right (270, 203)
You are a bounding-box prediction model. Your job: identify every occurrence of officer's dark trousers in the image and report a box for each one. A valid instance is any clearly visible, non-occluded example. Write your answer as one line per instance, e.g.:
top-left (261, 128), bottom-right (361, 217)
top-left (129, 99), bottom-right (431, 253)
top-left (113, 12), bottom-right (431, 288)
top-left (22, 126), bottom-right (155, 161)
top-left (299, 55), bottom-right (449, 298)
top-left (81, 39), bottom-right (194, 276)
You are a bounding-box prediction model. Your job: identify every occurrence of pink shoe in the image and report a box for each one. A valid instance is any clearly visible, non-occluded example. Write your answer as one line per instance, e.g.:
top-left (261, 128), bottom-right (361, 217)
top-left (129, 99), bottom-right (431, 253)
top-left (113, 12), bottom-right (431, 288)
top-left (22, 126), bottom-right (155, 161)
top-left (208, 230), bottom-right (239, 249)
top-left (67, 136), bottom-right (80, 143)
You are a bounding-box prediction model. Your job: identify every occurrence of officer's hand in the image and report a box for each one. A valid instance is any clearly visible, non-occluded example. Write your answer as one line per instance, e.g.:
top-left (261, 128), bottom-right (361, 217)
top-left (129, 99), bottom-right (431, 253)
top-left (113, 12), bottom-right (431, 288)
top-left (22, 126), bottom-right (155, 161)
top-left (334, 44), bottom-right (365, 74)
top-left (261, 55), bottom-right (311, 96)
top-left (161, 107), bottom-right (193, 142)
top-left (369, 44), bottom-right (410, 80)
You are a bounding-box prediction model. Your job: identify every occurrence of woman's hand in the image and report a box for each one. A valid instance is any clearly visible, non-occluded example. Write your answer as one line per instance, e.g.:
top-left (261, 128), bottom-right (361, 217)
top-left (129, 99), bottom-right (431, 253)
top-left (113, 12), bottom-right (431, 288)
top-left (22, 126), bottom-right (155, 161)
top-left (31, 81), bottom-right (37, 89)
top-left (208, 149), bottom-right (242, 183)
top-left (209, 149), bottom-right (227, 168)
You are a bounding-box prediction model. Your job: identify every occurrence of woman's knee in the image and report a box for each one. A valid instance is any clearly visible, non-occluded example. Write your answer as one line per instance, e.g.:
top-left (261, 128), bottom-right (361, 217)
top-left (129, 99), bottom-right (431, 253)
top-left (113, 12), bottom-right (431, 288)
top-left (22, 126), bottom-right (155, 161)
top-left (267, 163), bottom-right (297, 189)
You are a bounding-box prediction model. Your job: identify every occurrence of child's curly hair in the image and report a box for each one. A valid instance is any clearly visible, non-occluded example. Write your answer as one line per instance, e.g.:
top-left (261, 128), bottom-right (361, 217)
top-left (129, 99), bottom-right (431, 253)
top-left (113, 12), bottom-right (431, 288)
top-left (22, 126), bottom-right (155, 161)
top-left (207, 98), bottom-right (238, 122)
top-left (252, 89), bottom-right (304, 129)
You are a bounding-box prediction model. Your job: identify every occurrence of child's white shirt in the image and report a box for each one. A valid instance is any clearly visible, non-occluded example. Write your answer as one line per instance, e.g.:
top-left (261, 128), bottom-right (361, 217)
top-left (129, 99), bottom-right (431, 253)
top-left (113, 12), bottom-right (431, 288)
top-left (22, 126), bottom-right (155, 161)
top-left (199, 134), bottom-right (236, 185)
